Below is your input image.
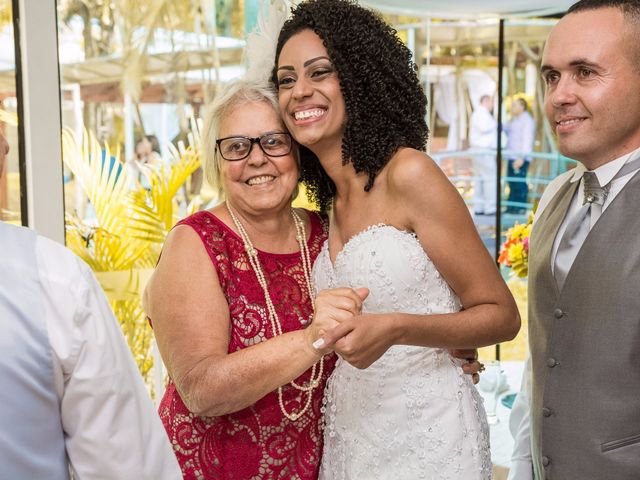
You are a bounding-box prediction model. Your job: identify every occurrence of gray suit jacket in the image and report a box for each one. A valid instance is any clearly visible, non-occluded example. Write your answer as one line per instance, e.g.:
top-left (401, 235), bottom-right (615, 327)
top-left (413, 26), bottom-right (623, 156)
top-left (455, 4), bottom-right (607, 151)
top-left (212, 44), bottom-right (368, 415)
top-left (528, 170), bottom-right (640, 479)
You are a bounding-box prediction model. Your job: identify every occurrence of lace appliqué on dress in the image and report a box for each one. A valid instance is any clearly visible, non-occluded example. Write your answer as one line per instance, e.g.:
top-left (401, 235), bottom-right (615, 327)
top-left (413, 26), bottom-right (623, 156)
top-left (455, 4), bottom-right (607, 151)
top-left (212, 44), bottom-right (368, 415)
top-left (314, 225), bottom-right (491, 480)
top-left (158, 210), bottom-right (336, 480)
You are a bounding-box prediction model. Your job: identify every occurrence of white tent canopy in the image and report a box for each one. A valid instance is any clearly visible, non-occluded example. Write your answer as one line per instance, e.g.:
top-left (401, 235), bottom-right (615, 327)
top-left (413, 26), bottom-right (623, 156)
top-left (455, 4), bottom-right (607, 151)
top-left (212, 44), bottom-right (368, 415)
top-left (362, 0), bottom-right (576, 19)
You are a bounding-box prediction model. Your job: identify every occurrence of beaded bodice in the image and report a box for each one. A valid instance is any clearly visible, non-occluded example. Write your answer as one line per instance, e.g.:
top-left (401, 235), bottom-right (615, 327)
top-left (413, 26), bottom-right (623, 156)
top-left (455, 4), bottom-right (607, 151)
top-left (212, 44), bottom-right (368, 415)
top-left (314, 225), bottom-right (491, 479)
top-left (314, 224), bottom-right (462, 316)
top-left (159, 209), bottom-right (334, 480)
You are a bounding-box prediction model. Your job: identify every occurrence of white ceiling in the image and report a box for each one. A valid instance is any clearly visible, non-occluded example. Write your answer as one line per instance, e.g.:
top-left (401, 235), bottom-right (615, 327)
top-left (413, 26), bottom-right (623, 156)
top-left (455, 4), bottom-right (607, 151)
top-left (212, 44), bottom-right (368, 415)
top-left (362, 0), bottom-right (576, 19)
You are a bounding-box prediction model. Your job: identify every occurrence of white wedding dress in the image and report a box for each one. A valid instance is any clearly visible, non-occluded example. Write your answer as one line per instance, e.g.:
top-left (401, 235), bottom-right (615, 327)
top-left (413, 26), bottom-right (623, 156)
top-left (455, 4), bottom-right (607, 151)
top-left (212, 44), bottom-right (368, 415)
top-left (315, 225), bottom-right (491, 480)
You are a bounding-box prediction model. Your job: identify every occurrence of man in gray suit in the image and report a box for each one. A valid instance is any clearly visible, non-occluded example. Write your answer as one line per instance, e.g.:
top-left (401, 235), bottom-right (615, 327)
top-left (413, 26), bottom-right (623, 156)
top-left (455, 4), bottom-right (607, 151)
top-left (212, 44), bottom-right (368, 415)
top-left (508, 1), bottom-right (640, 479)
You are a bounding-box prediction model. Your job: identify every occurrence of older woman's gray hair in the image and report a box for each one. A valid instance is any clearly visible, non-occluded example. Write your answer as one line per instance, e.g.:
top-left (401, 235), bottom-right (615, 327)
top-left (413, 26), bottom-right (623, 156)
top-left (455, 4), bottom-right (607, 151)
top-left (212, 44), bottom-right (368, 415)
top-left (202, 79), bottom-right (285, 199)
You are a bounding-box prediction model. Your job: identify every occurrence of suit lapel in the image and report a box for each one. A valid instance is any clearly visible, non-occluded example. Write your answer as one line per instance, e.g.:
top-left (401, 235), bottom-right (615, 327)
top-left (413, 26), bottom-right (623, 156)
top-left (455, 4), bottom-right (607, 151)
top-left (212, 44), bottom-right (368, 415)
top-left (569, 167), bottom-right (640, 271)
top-left (531, 178), bottom-right (579, 296)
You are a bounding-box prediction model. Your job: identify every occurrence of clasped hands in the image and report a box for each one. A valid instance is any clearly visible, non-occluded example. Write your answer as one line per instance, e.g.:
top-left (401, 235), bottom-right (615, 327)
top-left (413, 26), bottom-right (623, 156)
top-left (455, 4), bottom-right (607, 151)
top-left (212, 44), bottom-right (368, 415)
top-left (305, 288), bottom-right (482, 383)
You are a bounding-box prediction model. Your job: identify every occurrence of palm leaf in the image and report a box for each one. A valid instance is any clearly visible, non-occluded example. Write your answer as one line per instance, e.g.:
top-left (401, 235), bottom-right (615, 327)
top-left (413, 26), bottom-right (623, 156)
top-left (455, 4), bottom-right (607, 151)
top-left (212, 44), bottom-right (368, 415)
top-left (127, 122), bottom-right (202, 242)
top-left (62, 120), bottom-right (202, 391)
top-left (62, 128), bottom-right (131, 236)
top-left (0, 108), bottom-right (18, 126)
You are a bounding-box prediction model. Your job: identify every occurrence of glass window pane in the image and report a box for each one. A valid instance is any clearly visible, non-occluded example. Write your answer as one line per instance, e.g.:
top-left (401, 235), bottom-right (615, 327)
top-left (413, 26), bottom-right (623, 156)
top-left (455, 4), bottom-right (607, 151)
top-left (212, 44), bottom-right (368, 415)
top-left (497, 17), bottom-right (570, 364)
top-left (0, 2), bottom-right (21, 224)
top-left (55, 0), bottom-right (247, 391)
top-left (420, 21), bottom-right (501, 256)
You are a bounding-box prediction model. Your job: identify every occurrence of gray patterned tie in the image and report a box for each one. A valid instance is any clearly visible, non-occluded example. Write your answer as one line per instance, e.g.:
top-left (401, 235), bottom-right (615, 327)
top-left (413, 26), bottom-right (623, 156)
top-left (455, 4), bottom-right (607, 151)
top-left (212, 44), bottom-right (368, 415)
top-left (553, 155), bottom-right (640, 289)
top-left (554, 171), bottom-right (608, 290)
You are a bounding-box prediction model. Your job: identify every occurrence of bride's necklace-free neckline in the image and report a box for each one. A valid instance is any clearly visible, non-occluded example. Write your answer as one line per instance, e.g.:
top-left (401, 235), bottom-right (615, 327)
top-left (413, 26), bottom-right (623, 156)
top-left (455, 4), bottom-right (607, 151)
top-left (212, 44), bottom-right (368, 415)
top-left (226, 203), bottom-right (323, 421)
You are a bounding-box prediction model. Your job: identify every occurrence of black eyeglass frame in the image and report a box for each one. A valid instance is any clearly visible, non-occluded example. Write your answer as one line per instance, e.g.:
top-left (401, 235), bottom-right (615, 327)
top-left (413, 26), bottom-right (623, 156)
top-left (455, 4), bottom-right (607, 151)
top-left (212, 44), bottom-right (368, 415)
top-left (215, 132), bottom-right (293, 161)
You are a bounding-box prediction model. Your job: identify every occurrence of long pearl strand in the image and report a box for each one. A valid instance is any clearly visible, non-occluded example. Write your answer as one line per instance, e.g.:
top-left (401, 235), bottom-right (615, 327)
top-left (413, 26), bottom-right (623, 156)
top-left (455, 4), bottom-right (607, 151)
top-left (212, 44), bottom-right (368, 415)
top-left (226, 204), bottom-right (324, 421)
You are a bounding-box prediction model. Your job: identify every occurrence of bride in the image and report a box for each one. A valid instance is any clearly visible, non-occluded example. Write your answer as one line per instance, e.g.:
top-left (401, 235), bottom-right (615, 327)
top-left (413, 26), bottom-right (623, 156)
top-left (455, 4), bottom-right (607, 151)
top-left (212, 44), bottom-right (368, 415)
top-left (273, 1), bottom-right (520, 478)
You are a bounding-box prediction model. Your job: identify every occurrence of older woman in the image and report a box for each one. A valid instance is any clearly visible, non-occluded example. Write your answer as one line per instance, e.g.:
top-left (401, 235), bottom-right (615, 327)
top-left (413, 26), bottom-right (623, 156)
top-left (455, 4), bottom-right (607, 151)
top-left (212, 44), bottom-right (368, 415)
top-left (144, 79), bottom-right (364, 479)
top-left (274, 1), bottom-right (520, 478)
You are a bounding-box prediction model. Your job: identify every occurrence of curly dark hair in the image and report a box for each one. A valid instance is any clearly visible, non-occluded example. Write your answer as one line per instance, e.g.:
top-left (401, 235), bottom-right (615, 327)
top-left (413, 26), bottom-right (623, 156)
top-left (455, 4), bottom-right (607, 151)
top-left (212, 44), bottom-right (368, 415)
top-left (272, 0), bottom-right (428, 211)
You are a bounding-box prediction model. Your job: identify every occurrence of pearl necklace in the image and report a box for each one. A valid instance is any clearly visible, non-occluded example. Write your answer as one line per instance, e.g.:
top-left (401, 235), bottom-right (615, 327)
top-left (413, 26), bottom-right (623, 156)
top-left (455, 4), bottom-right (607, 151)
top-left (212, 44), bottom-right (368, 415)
top-left (226, 204), bottom-right (324, 421)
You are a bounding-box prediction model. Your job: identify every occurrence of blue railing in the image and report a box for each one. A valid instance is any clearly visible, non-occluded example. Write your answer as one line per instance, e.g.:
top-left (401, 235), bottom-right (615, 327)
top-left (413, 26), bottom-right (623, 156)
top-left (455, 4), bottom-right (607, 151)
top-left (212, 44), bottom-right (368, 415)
top-left (431, 148), bottom-right (577, 214)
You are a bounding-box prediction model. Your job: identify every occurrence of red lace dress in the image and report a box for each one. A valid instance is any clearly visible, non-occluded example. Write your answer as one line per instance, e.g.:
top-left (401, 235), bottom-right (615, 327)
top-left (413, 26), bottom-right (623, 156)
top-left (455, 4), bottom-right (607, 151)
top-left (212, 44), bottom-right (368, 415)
top-left (158, 210), bottom-right (335, 480)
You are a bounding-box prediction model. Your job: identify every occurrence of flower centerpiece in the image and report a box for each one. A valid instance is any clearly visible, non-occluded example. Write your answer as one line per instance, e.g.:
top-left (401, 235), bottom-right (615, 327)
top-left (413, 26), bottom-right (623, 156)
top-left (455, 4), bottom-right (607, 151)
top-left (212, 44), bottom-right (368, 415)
top-left (498, 215), bottom-right (533, 278)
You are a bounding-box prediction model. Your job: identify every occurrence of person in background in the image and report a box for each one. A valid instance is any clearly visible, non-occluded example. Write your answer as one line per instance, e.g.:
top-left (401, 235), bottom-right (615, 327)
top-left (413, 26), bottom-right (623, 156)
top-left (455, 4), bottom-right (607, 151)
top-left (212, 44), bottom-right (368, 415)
top-left (469, 94), bottom-right (498, 216)
top-left (136, 134), bottom-right (161, 164)
top-left (0, 131), bottom-right (181, 479)
top-left (128, 134), bottom-right (161, 190)
top-left (504, 97), bottom-right (535, 214)
top-left (508, 1), bottom-right (640, 478)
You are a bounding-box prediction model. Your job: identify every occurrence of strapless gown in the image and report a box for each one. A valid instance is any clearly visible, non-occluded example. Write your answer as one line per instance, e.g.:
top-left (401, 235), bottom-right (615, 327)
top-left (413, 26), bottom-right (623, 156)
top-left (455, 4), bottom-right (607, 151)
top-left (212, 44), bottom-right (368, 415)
top-left (314, 225), bottom-right (491, 479)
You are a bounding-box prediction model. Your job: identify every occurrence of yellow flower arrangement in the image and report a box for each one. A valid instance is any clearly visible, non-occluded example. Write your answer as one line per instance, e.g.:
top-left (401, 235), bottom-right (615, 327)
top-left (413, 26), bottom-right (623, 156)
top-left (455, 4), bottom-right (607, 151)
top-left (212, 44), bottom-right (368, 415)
top-left (498, 215), bottom-right (533, 278)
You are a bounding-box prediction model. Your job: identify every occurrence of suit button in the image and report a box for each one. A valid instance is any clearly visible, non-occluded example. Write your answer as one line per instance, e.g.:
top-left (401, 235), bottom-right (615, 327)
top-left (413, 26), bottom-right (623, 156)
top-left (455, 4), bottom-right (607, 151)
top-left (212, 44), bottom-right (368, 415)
top-left (547, 358), bottom-right (558, 368)
top-left (542, 407), bottom-right (552, 417)
top-left (542, 456), bottom-right (550, 467)
top-left (553, 308), bottom-right (564, 319)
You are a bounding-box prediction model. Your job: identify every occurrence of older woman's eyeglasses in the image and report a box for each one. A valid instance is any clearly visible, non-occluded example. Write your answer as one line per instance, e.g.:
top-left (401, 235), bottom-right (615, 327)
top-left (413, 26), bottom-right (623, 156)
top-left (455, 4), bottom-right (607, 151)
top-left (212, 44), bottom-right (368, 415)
top-left (216, 132), bottom-right (293, 161)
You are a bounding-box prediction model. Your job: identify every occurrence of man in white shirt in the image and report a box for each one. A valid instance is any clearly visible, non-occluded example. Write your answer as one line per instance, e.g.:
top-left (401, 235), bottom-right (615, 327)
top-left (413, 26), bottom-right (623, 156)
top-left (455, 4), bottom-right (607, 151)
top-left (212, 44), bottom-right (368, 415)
top-left (504, 98), bottom-right (536, 214)
top-left (508, 1), bottom-right (640, 479)
top-left (0, 132), bottom-right (181, 479)
top-left (469, 94), bottom-right (498, 216)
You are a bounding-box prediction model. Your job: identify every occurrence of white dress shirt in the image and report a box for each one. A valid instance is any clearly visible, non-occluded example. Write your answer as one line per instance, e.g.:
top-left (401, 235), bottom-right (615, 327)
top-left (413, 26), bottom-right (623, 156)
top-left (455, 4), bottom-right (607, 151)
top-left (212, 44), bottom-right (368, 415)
top-left (504, 111), bottom-right (535, 162)
top-left (37, 234), bottom-right (181, 479)
top-left (469, 105), bottom-right (498, 149)
top-left (507, 147), bottom-right (640, 480)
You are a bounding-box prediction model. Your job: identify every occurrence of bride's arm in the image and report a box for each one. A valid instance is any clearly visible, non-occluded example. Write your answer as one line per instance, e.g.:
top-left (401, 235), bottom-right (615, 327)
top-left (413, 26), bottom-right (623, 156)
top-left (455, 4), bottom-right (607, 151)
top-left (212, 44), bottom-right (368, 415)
top-left (320, 150), bottom-right (520, 369)
top-left (146, 226), bottom-right (363, 415)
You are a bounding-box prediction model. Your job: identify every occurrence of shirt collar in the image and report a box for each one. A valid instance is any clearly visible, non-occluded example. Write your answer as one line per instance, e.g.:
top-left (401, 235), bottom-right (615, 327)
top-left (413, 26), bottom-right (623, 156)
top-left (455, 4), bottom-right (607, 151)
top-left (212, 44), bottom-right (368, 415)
top-left (569, 145), bottom-right (640, 185)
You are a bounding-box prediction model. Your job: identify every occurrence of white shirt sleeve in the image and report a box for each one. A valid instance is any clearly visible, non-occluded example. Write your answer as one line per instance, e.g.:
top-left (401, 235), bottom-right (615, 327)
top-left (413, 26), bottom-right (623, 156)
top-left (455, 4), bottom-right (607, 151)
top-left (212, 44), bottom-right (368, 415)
top-left (522, 115), bottom-right (536, 160)
top-left (507, 356), bottom-right (534, 480)
top-left (469, 107), bottom-right (498, 148)
top-left (37, 237), bottom-right (181, 480)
